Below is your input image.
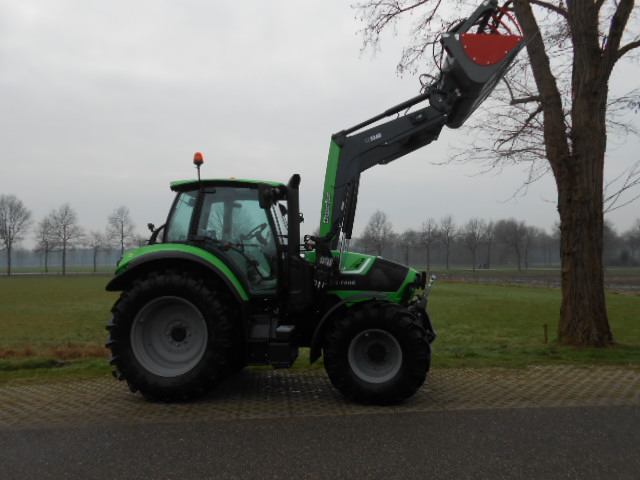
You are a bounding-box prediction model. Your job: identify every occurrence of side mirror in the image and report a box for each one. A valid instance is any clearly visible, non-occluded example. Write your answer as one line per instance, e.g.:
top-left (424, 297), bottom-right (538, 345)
top-left (258, 183), bottom-right (275, 209)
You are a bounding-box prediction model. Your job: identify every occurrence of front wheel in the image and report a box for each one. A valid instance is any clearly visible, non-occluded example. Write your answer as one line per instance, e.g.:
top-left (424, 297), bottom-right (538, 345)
top-left (106, 269), bottom-right (234, 401)
top-left (323, 302), bottom-right (430, 405)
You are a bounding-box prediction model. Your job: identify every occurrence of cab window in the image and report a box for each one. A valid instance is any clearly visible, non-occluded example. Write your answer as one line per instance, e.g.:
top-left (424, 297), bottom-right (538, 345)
top-left (165, 191), bottom-right (197, 243)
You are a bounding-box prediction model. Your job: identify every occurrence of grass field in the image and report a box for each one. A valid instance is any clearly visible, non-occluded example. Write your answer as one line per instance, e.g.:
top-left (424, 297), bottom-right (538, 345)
top-left (1, 273), bottom-right (638, 384)
top-left (429, 281), bottom-right (639, 367)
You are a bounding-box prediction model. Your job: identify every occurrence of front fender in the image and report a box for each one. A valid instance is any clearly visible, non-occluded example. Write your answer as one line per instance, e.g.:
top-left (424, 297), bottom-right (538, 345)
top-left (106, 244), bottom-right (249, 302)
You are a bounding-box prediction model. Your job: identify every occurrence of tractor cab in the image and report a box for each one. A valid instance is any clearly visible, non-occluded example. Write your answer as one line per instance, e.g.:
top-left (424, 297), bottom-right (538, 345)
top-left (160, 178), bottom-right (290, 296)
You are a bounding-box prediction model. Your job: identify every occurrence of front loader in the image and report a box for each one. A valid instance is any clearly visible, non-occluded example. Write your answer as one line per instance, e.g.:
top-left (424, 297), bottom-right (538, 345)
top-left (106, 0), bottom-right (528, 405)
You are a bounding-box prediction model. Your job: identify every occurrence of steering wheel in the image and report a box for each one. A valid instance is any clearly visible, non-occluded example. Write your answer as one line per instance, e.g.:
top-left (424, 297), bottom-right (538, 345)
top-left (243, 223), bottom-right (268, 242)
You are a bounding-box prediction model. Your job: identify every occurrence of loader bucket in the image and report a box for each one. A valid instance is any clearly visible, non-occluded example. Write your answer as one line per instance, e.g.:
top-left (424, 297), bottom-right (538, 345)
top-left (439, 1), bottom-right (529, 128)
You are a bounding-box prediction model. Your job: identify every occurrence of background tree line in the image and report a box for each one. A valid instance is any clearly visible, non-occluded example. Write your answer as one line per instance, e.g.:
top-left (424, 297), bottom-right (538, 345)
top-left (0, 194), bottom-right (147, 275)
top-left (356, 210), bottom-right (640, 271)
top-left (3, 194), bottom-right (640, 275)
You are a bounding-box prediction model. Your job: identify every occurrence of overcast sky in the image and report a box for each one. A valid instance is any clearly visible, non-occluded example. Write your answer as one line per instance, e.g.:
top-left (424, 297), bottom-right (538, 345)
top-left (1, 0), bottom-right (639, 249)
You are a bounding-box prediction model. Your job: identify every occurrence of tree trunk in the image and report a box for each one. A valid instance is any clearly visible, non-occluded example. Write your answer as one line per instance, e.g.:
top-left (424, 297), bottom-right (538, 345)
top-left (6, 245), bottom-right (12, 275)
top-left (556, 79), bottom-right (612, 346)
top-left (486, 240), bottom-right (491, 268)
top-left (556, 140), bottom-right (612, 346)
top-left (513, 0), bottom-right (614, 347)
top-left (557, 175), bottom-right (612, 346)
top-left (62, 238), bottom-right (67, 276)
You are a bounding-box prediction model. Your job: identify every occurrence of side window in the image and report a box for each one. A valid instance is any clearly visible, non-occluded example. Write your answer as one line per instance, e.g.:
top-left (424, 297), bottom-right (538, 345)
top-left (165, 191), bottom-right (197, 242)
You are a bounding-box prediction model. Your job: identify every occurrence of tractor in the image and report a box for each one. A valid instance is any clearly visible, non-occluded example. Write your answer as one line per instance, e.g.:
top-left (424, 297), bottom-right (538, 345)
top-left (106, 0), bottom-right (528, 404)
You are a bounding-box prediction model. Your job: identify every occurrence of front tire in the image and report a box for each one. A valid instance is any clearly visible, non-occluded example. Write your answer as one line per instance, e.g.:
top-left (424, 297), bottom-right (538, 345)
top-left (106, 269), bottom-right (234, 401)
top-left (324, 302), bottom-right (430, 405)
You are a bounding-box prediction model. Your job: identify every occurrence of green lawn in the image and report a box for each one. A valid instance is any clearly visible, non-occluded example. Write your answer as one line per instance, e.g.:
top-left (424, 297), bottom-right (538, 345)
top-left (0, 274), bottom-right (638, 384)
top-left (0, 275), bottom-right (118, 351)
top-left (429, 282), bottom-right (640, 367)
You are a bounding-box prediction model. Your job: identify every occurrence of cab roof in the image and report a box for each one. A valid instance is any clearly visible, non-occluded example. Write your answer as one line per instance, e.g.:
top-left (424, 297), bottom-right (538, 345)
top-left (170, 178), bottom-right (286, 192)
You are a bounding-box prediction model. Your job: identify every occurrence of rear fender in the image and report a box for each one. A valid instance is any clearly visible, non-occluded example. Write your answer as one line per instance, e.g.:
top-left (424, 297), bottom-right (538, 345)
top-left (106, 246), bottom-right (249, 302)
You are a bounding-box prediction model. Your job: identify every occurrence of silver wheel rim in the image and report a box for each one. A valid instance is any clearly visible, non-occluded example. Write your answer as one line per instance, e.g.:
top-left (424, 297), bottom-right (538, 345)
top-left (347, 328), bottom-right (402, 384)
top-left (130, 296), bottom-right (208, 377)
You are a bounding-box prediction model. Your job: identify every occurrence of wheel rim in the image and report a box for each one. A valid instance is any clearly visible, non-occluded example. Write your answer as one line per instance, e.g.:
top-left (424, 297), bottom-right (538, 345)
top-left (130, 296), bottom-right (208, 377)
top-left (347, 328), bottom-right (402, 384)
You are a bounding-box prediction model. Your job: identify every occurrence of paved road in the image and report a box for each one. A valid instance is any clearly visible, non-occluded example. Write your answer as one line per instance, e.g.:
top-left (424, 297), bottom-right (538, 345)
top-left (3, 406), bottom-right (639, 479)
top-left (2, 366), bottom-right (639, 479)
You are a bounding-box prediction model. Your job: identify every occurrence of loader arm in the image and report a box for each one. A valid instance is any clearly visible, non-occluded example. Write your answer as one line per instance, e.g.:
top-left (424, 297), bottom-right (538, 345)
top-left (318, 0), bottom-right (529, 252)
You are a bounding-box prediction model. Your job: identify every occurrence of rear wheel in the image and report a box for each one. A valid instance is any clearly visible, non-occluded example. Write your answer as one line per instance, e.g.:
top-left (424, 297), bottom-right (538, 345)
top-left (324, 301), bottom-right (430, 405)
top-left (106, 269), bottom-right (234, 401)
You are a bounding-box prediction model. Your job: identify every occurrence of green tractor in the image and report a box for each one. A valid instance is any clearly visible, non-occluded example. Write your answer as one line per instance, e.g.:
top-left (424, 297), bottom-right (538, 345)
top-left (106, 0), bottom-right (528, 404)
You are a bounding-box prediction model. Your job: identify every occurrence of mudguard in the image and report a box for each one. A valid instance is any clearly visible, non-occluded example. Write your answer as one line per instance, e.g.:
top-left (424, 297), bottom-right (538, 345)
top-left (105, 244), bottom-right (249, 302)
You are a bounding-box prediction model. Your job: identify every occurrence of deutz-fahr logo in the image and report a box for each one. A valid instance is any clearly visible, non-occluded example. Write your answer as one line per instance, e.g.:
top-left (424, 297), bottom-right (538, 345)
top-left (323, 192), bottom-right (331, 224)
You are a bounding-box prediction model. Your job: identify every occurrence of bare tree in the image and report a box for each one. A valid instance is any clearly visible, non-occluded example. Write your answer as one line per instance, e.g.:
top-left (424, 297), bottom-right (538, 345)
top-left (438, 215), bottom-right (456, 270)
top-left (494, 218), bottom-right (527, 271)
top-left (538, 228), bottom-right (560, 267)
top-left (49, 203), bottom-right (84, 275)
top-left (361, 210), bottom-right (395, 256)
top-left (523, 225), bottom-right (543, 270)
top-left (420, 217), bottom-right (439, 272)
top-left (398, 229), bottom-right (419, 265)
top-left (132, 233), bottom-right (149, 248)
top-left (34, 217), bottom-right (57, 273)
top-left (461, 218), bottom-right (485, 271)
top-left (603, 220), bottom-right (622, 265)
top-left (107, 206), bottom-right (136, 255)
top-left (0, 194), bottom-right (32, 275)
top-left (86, 230), bottom-right (106, 273)
top-left (482, 220), bottom-right (495, 269)
top-left (621, 218), bottom-right (640, 264)
top-left (354, 0), bottom-right (640, 346)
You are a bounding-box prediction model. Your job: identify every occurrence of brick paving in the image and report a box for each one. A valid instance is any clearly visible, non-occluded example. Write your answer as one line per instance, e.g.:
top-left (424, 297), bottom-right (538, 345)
top-left (1, 365), bottom-right (639, 430)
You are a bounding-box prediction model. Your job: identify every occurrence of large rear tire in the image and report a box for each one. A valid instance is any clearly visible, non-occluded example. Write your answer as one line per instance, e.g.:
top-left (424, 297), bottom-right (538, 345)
top-left (106, 269), bottom-right (234, 401)
top-left (323, 301), bottom-right (430, 405)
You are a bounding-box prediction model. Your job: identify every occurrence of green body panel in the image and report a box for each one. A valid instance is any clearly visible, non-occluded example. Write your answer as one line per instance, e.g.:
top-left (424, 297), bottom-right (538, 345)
top-left (114, 243), bottom-right (249, 301)
top-left (304, 250), bottom-right (419, 305)
top-left (319, 141), bottom-right (341, 237)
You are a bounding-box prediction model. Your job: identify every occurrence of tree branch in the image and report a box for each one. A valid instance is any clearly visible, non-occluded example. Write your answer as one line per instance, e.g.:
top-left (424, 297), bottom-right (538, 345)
top-left (602, 0), bottom-right (635, 73)
top-left (495, 104), bottom-right (544, 150)
top-left (510, 95), bottom-right (542, 105)
top-left (604, 160), bottom-right (640, 212)
top-left (530, 0), bottom-right (569, 19)
top-left (617, 39), bottom-right (640, 61)
top-left (512, 0), bottom-right (570, 176)
top-left (594, 0), bottom-right (606, 12)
